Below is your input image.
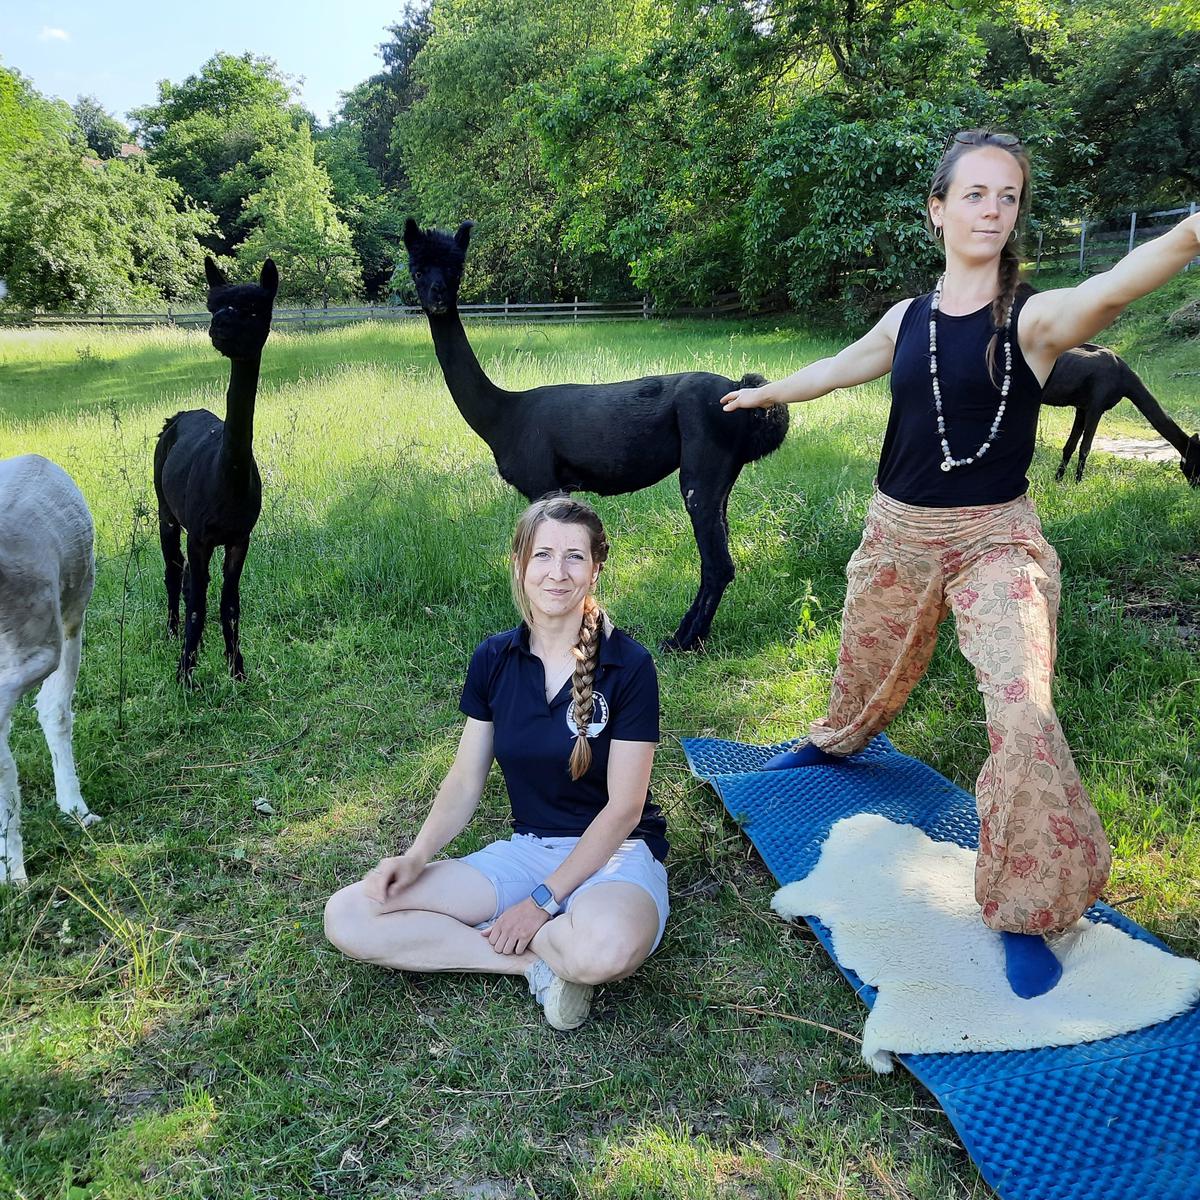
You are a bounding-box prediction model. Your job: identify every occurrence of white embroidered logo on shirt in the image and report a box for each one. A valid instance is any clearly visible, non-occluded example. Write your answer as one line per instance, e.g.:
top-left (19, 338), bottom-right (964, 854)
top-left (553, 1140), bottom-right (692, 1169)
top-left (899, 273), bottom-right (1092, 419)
top-left (566, 691), bottom-right (609, 738)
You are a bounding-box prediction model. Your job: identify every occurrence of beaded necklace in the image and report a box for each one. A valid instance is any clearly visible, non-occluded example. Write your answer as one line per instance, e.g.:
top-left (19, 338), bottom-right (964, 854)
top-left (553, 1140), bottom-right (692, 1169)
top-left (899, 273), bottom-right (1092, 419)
top-left (930, 274), bottom-right (1013, 472)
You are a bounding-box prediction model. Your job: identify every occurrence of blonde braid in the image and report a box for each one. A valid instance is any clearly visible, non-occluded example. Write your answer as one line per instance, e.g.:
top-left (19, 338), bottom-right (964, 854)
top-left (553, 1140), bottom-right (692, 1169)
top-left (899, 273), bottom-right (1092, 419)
top-left (987, 240), bottom-right (1022, 381)
top-left (567, 596), bottom-right (604, 781)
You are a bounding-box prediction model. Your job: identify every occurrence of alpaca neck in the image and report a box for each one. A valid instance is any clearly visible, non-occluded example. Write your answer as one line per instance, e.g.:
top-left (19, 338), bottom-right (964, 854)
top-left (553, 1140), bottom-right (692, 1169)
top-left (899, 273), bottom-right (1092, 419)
top-left (219, 356), bottom-right (260, 479)
top-left (429, 309), bottom-right (509, 440)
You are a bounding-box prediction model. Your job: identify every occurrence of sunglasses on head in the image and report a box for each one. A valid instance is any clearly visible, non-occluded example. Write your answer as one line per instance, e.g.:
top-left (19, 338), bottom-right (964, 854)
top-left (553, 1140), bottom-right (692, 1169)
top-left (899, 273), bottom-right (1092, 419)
top-left (945, 129), bottom-right (1022, 153)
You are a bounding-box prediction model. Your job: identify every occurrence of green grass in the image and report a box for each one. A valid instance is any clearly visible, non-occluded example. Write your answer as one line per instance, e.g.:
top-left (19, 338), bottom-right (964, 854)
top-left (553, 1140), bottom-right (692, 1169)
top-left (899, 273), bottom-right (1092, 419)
top-left (0, 305), bottom-right (1198, 1199)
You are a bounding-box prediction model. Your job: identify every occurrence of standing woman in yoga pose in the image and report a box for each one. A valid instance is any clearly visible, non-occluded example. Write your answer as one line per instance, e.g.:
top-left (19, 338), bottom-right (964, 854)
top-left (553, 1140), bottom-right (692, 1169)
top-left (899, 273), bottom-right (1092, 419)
top-left (722, 129), bottom-right (1200, 998)
top-left (324, 496), bottom-right (668, 1029)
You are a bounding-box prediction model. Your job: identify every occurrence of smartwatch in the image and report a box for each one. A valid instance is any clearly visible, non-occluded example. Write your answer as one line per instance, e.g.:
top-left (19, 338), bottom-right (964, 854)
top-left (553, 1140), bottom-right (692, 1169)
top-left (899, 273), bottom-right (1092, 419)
top-left (530, 883), bottom-right (561, 916)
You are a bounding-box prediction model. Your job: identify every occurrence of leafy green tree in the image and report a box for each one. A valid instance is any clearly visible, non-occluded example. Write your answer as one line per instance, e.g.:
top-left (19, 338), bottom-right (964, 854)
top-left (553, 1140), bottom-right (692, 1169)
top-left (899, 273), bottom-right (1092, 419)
top-left (0, 146), bottom-right (211, 310)
top-left (130, 53), bottom-right (311, 253)
top-left (533, 5), bottom-right (770, 305)
top-left (316, 123), bottom-right (409, 298)
top-left (0, 64), bottom-right (77, 204)
top-left (236, 124), bottom-right (360, 304)
top-left (72, 95), bottom-right (130, 159)
top-left (335, 3), bottom-right (432, 189)
top-left (1052, 10), bottom-right (1200, 211)
top-left (397, 0), bottom-right (664, 300)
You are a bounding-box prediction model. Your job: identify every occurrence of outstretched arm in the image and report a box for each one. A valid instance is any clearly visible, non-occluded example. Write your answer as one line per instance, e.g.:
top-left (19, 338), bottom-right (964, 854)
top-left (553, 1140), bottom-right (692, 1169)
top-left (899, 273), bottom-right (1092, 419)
top-left (1021, 212), bottom-right (1200, 365)
top-left (364, 717), bottom-right (494, 901)
top-left (721, 298), bottom-right (911, 410)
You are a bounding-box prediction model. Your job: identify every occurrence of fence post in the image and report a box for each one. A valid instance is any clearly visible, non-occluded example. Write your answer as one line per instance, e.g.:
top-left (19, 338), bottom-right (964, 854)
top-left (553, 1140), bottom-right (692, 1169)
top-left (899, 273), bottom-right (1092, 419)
top-left (1078, 220), bottom-right (1087, 273)
top-left (642, 295), bottom-right (650, 320)
top-left (1128, 211), bottom-right (1137, 255)
top-left (1035, 229), bottom-right (1043, 274)
top-left (167, 305), bottom-right (175, 327)
top-left (505, 296), bottom-right (509, 320)
top-left (573, 295), bottom-right (579, 323)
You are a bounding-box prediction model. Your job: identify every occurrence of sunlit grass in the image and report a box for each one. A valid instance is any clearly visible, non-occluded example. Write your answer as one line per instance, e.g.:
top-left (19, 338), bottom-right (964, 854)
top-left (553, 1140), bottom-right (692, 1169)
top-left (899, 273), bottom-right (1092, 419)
top-left (0, 312), bottom-right (1197, 1198)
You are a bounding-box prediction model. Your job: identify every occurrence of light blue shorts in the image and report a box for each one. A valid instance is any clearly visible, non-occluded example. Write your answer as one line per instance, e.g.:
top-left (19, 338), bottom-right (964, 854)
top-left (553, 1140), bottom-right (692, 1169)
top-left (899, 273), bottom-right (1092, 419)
top-left (461, 833), bottom-right (670, 952)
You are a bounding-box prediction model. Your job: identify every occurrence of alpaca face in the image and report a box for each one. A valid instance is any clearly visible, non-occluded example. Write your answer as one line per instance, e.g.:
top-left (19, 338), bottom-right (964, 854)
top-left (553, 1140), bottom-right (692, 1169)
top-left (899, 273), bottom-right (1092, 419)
top-left (205, 258), bottom-right (279, 360)
top-left (403, 219), bottom-right (473, 315)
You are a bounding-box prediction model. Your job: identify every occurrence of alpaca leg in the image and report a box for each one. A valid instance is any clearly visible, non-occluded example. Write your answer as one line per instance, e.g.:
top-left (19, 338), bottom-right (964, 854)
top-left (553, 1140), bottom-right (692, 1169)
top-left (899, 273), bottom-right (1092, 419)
top-left (0, 695), bottom-right (25, 886)
top-left (220, 538), bottom-right (250, 681)
top-left (35, 619), bottom-right (98, 828)
top-left (0, 643), bottom-right (56, 884)
top-left (1074, 410), bottom-right (1104, 482)
top-left (1056, 409), bottom-right (1088, 482)
top-left (159, 507), bottom-right (184, 637)
top-left (178, 536), bottom-right (213, 685)
top-left (663, 471), bottom-right (736, 651)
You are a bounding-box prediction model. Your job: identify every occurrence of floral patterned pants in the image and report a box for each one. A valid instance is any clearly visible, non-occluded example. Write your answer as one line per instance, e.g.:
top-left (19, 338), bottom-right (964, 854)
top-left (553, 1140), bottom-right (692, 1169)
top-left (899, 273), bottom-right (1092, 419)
top-left (809, 490), bottom-right (1111, 935)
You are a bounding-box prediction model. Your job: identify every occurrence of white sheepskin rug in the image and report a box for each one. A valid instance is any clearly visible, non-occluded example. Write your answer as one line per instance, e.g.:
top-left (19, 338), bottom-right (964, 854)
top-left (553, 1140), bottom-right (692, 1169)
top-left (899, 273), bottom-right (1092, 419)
top-left (772, 813), bottom-right (1200, 1074)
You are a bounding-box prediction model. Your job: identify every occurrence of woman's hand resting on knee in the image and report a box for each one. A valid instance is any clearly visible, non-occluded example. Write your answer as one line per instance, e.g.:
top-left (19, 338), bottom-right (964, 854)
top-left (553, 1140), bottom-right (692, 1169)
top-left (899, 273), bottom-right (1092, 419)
top-left (483, 898), bottom-right (550, 956)
top-left (363, 853), bottom-right (426, 902)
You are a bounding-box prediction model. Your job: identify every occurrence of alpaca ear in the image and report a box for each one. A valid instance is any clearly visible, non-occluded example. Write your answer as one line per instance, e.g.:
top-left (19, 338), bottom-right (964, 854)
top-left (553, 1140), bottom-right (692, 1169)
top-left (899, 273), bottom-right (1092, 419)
top-left (259, 259), bottom-right (279, 297)
top-left (454, 220), bottom-right (475, 250)
top-left (403, 218), bottom-right (421, 250)
top-left (204, 256), bottom-right (228, 290)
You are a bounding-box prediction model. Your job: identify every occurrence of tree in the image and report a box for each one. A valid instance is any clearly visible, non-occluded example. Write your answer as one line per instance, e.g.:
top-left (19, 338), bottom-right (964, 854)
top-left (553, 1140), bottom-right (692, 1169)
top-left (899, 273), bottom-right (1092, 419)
top-left (130, 53), bottom-right (312, 254)
top-left (72, 95), bottom-right (130, 159)
top-left (316, 123), bottom-right (409, 299)
top-left (334, 3), bottom-right (432, 189)
top-left (397, 0), bottom-right (668, 300)
top-left (0, 146), bottom-right (211, 310)
top-left (1052, 11), bottom-right (1200, 211)
top-left (236, 124), bottom-right (360, 304)
top-left (0, 64), bottom-right (77, 204)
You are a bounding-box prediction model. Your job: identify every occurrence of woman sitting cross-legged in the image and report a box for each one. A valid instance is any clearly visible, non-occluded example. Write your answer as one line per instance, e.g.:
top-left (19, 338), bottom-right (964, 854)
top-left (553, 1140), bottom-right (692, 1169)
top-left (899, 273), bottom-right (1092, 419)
top-left (324, 495), bottom-right (668, 1030)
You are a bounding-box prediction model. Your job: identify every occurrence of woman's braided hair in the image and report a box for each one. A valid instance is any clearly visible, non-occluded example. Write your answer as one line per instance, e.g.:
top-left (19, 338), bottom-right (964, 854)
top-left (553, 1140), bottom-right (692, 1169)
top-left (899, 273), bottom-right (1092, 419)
top-left (510, 495), bottom-right (610, 781)
top-left (925, 129), bottom-right (1031, 379)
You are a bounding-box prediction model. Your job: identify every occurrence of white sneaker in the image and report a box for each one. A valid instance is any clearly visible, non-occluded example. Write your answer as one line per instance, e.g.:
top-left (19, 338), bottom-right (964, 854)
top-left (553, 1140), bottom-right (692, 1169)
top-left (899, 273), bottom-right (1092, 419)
top-left (525, 958), bottom-right (593, 1030)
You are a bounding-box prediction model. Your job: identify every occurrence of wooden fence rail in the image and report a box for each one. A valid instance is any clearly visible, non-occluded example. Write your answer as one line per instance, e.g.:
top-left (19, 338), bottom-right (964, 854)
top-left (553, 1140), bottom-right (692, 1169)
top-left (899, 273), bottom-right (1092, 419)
top-left (0, 295), bottom-right (753, 329)
top-left (6, 205), bottom-right (1192, 328)
top-left (1033, 203), bottom-right (1198, 275)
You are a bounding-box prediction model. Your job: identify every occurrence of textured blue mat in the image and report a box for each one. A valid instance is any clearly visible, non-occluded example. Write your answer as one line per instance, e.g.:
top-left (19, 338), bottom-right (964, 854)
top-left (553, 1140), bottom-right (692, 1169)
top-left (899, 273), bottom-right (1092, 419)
top-left (682, 733), bottom-right (1200, 1200)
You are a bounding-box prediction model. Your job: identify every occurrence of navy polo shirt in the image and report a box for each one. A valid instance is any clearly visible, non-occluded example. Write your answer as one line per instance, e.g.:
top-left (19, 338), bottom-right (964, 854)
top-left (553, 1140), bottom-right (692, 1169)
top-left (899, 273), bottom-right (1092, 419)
top-left (459, 623), bottom-right (668, 861)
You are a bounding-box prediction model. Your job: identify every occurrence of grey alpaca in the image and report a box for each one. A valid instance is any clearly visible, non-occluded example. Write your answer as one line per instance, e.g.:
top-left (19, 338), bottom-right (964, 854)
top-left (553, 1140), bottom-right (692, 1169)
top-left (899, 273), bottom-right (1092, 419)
top-left (0, 455), bottom-right (99, 885)
top-left (154, 258), bottom-right (278, 683)
top-left (403, 219), bottom-right (788, 649)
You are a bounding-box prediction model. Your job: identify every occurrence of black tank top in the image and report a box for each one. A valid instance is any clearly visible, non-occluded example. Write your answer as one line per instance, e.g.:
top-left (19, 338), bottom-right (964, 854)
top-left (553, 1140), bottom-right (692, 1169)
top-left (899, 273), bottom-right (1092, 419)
top-left (877, 291), bottom-right (1042, 506)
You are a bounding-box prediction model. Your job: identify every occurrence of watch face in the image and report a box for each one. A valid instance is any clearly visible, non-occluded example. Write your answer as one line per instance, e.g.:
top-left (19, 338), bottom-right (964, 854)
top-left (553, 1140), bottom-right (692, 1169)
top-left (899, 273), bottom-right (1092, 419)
top-left (531, 884), bottom-right (553, 907)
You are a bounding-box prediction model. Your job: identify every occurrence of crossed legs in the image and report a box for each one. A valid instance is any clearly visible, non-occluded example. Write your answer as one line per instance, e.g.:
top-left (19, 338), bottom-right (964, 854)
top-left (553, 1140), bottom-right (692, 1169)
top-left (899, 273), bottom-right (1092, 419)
top-left (324, 861), bottom-right (659, 987)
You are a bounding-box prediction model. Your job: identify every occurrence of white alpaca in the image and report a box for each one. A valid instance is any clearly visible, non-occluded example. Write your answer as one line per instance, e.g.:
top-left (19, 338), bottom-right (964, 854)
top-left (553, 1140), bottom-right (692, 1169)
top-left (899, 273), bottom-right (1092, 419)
top-left (0, 455), bottom-right (100, 885)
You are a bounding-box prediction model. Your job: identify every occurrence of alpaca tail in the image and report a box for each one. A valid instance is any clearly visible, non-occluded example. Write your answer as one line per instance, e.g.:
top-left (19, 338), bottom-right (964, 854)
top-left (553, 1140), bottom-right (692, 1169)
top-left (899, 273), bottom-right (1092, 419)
top-left (152, 412), bottom-right (187, 496)
top-left (157, 411), bottom-right (187, 441)
top-left (735, 372), bottom-right (789, 463)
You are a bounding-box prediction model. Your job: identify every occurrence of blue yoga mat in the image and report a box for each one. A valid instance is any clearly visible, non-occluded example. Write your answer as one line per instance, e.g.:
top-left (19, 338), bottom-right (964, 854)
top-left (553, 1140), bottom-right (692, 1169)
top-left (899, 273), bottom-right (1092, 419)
top-left (681, 733), bottom-right (1200, 1200)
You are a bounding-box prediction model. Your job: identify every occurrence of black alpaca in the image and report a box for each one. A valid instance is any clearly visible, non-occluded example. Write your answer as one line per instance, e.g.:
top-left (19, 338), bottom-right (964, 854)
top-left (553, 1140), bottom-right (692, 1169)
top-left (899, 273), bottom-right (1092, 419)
top-left (403, 219), bottom-right (788, 649)
top-left (1043, 344), bottom-right (1200, 485)
top-left (154, 257), bottom-right (278, 683)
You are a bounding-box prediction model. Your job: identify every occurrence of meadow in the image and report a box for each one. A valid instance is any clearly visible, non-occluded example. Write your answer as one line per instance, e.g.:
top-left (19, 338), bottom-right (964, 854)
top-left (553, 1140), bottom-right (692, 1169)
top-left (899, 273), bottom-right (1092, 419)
top-left (1, 288), bottom-right (1198, 1199)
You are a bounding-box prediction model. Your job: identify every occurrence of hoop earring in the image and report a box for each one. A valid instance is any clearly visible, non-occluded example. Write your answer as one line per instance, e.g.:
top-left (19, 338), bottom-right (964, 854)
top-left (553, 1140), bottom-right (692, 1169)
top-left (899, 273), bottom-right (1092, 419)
top-left (1009, 229), bottom-right (1018, 243)
top-left (933, 225), bottom-right (943, 241)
